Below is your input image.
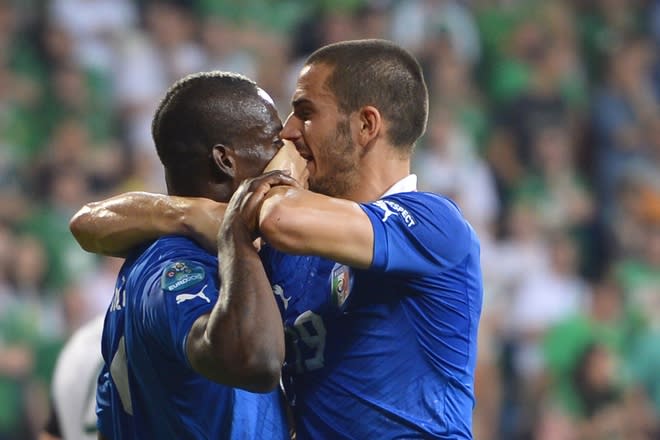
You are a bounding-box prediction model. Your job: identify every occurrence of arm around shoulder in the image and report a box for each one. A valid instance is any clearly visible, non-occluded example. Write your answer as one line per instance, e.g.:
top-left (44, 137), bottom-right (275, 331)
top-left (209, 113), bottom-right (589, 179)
top-left (69, 192), bottom-right (226, 257)
top-left (258, 187), bottom-right (374, 269)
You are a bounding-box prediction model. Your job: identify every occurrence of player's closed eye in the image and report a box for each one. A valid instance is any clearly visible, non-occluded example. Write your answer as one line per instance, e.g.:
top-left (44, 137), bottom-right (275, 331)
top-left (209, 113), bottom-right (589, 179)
top-left (295, 109), bottom-right (312, 120)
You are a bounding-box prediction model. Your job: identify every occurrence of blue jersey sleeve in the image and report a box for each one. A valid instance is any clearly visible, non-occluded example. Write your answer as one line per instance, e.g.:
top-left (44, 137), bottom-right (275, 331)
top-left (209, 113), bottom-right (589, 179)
top-left (360, 192), bottom-right (474, 276)
top-left (142, 258), bottom-right (220, 369)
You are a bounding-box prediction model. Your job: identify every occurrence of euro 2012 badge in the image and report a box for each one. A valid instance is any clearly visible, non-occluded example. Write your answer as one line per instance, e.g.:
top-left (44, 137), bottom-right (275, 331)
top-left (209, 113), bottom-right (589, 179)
top-left (331, 263), bottom-right (352, 308)
top-left (162, 261), bottom-right (206, 293)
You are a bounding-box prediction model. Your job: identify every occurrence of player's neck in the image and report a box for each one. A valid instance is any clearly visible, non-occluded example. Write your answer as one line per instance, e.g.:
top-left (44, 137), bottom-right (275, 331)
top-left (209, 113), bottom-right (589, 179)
top-left (346, 149), bottom-right (411, 203)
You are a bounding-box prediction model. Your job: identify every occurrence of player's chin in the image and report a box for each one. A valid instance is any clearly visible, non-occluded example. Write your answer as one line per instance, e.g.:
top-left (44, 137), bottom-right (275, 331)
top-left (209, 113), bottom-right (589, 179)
top-left (308, 175), bottom-right (323, 193)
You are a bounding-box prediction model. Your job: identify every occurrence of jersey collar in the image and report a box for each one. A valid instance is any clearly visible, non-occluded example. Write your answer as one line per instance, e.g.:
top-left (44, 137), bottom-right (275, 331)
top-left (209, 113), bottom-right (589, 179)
top-left (381, 174), bottom-right (418, 197)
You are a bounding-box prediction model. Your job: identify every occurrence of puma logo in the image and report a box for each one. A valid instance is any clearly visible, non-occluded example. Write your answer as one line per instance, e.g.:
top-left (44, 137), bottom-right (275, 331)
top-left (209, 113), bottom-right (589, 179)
top-left (272, 284), bottom-right (291, 310)
top-left (176, 284), bottom-right (211, 304)
top-left (373, 200), bottom-right (395, 222)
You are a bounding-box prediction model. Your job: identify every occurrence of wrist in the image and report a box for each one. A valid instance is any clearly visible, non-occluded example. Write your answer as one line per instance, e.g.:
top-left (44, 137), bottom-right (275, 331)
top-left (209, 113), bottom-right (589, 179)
top-left (217, 222), bottom-right (255, 251)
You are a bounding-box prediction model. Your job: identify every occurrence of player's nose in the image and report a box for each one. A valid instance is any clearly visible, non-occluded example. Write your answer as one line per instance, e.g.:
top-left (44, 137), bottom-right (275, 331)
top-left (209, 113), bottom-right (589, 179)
top-left (280, 112), bottom-right (302, 142)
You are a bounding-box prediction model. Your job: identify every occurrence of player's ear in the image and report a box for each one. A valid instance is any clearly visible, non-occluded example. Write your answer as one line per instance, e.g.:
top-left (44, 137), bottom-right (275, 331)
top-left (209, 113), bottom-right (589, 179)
top-left (211, 144), bottom-right (236, 181)
top-left (356, 105), bottom-right (381, 148)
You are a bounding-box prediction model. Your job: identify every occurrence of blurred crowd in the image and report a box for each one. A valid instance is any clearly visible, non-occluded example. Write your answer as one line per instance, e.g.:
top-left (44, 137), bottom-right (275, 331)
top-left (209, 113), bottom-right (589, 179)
top-left (0, 0), bottom-right (659, 438)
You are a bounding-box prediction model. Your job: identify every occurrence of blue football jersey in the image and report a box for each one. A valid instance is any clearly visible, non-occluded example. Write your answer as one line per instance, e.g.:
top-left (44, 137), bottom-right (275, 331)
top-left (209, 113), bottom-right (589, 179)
top-left (97, 236), bottom-right (287, 440)
top-left (262, 191), bottom-right (483, 439)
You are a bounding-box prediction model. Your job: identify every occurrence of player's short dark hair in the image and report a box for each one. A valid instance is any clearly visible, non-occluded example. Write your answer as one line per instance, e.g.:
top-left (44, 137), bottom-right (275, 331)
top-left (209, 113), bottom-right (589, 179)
top-left (151, 71), bottom-right (265, 174)
top-left (306, 39), bottom-right (429, 150)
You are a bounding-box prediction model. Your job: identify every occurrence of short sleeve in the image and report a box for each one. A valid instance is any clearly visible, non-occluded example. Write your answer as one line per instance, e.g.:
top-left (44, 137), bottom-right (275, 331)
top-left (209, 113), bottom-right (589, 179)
top-left (143, 258), bottom-right (220, 368)
top-left (360, 193), bottom-right (474, 276)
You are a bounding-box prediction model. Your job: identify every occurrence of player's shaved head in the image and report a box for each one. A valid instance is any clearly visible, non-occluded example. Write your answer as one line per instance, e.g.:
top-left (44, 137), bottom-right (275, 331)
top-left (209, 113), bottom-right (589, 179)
top-left (151, 71), bottom-right (278, 197)
top-left (305, 39), bottom-right (429, 151)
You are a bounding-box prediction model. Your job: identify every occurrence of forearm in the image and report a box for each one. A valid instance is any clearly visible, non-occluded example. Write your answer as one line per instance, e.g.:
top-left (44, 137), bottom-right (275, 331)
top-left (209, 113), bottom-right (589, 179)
top-left (70, 192), bottom-right (225, 257)
top-left (258, 187), bottom-right (373, 268)
top-left (192, 229), bottom-right (284, 392)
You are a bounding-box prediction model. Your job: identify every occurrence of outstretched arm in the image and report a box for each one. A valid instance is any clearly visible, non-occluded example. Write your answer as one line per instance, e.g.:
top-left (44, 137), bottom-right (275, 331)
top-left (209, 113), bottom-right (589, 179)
top-left (69, 192), bottom-right (225, 257)
top-left (186, 172), bottom-right (297, 392)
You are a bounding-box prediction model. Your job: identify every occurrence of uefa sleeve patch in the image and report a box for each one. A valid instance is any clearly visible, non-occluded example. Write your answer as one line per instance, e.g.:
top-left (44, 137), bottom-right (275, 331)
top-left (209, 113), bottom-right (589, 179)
top-left (161, 261), bottom-right (206, 293)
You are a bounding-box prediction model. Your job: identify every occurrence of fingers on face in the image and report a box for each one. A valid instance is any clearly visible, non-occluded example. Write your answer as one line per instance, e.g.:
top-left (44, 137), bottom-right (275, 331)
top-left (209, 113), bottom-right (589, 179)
top-left (248, 170), bottom-right (297, 191)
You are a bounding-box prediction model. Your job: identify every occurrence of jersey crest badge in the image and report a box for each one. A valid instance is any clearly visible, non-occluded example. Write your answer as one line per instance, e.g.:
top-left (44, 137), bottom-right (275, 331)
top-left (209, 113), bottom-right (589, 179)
top-left (161, 260), bottom-right (206, 292)
top-left (331, 263), bottom-right (352, 308)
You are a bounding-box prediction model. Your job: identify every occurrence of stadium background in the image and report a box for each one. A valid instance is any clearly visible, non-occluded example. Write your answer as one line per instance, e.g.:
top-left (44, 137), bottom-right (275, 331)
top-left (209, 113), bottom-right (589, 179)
top-left (0, 0), bottom-right (659, 438)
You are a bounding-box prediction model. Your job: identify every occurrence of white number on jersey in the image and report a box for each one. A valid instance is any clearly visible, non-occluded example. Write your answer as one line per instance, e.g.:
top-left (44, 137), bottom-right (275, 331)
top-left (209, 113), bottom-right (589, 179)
top-left (109, 336), bottom-right (133, 415)
top-left (285, 310), bottom-right (326, 373)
